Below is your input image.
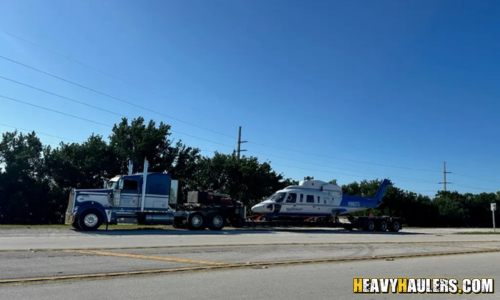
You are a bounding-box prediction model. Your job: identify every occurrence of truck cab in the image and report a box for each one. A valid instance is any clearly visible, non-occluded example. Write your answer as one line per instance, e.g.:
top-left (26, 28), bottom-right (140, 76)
top-left (65, 169), bottom-right (179, 231)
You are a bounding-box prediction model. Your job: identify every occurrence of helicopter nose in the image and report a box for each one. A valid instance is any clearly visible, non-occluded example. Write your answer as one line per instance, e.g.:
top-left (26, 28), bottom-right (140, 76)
top-left (251, 204), bottom-right (266, 213)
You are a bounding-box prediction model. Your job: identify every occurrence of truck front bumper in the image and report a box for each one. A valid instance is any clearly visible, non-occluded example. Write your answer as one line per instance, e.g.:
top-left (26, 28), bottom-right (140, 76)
top-left (65, 212), bottom-right (76, 225)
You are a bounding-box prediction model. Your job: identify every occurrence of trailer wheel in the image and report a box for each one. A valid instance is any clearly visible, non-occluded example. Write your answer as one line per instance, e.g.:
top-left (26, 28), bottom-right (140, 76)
top-left (377, 220), bottom-right (388, 231)
top-left (363, 220), bottom-right (375, 231)
top-left (389, 221), bottom-right (401, 232)
top-left (207, 213), bottom-right (224, 231)
top-left (187, 213), bottom-right (205, 230)
top-left (78, 209), bottom-right (103, 231)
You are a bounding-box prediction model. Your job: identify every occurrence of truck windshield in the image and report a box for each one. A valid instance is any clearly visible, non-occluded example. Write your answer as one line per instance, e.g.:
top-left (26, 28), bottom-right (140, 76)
top-left (107, 180), bottom-right (119, 189)
top-left (269, 192), bottom-right (286, 203)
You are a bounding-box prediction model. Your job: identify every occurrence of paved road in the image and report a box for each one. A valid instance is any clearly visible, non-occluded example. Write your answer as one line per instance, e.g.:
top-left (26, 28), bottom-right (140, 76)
top-left (1, 227), bottom-right (499, 299)
top-left (2, 251), bottom-right (498, 300)
top-left (0, 227), bottom-right (499, 250)
top-left (2, 241), bottom-right (499, 281)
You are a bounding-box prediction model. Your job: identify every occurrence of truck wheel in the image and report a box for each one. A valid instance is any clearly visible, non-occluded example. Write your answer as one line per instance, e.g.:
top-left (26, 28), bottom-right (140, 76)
top-left (363, 220), bottom-right (375, 231)
top-left (207, 213), bottom-right (224, 231)
top-left (78, 209), bottom-right (103, 231)
top-left (187, 213), bottom-right (205, 230)
top-left (389, 221), bottom-right (401, 232)
top-left (377, 220), bottom-right (388, 231)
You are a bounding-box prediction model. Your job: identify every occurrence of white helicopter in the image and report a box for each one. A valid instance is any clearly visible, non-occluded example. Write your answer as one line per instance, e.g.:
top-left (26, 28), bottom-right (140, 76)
top-left (251, 177), bottom-right (392, 218)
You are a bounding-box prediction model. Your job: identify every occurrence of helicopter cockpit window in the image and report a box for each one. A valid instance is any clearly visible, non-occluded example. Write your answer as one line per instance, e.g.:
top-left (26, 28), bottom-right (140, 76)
top-left (270, 192), bottom-right (287, 203)
top-left (285, 193), bottom-right (297, 203)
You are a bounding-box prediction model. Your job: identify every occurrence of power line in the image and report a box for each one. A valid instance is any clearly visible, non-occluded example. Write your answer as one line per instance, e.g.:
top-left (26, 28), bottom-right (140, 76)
top-left (0, 94), bottom-right (112, 128)
top-left (0, 54), bottom-right (464, 175)
top-left (0, 75), bottom-right (123, 117)
top-left (0, 111), bottom-right (437, 185)
top-left (2, 89), bottom-right (498, 191)
top-left (2, 31), bottom-right (499, 177)
top-left (0, 70), bottom-right (440, 175)
top-left (268, 162), bottom-right (386, 181)
top-left (0, 119), bottom-right (438, 185)
top-left (449, 183), bottom-right (497, 192)
top-left (1, 53), bottom-right (494, 179)
top-left (0, 76), bottom-right (238, 149)
top-left (0, 54), bottom-right (236, 140)
top-left (0, 29), bottom-right (204, 113)
top-left (0, 110), bottom-right (435, 185)
top-left (249, 141), bottom-right (440, 173)
top-left (0, 29), bottom-right (450, 168)
top-left (270, 161), bottom-right (496, 192)
top-left (191, 149), bottom-right (436, 188)
top-left (452, 172), bottom-right (500, 185)
top-left (248, 149), bottom-right (438, 184)
top-left (0, 53), bottom-right (498, 187)
top-left (0, 95), bottom-right (236, 149)
top-left (1, 118), bottom-right (496, 194)
top-left (0, 123), bottom-right (79, 142)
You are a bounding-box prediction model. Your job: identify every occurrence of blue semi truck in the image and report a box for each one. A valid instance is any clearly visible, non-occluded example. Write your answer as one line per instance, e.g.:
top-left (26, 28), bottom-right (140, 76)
top-left (65, 159), bottom-right (246, 231)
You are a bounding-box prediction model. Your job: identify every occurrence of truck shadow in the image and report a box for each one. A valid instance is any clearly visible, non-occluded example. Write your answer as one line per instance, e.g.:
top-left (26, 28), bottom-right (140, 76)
top-left (74, 228), bottom-right (423, 236)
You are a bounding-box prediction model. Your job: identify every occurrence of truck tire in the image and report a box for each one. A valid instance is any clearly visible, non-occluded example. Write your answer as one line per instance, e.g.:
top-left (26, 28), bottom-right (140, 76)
top-left (78, 209), bottom-right (103, 231)
top-left (187, 212), bottom-right (205, 230)
top-left (377, 220), bottom-right (388, 231)
top-left (389, 221), bottom-right (401, 232)
top-left (207, 213), bottom-right (224, 231)
top-left (363, 220), bottom-right (375, 231)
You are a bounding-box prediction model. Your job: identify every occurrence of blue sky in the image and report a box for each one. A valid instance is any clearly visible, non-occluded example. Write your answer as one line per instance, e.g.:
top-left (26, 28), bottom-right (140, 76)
top-left (1, 0), bottom-right (499, 197)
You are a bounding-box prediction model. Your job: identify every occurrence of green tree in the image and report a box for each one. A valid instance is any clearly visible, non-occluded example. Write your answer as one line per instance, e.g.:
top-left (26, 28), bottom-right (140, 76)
top-left (192, 152), bottom-right (291, 207)
top-left (433, 191), bottom-right (470, 227)
top-left (0, 131), bottom-right (54, 224)
top-left (109, 117), bottom-right (175, 173)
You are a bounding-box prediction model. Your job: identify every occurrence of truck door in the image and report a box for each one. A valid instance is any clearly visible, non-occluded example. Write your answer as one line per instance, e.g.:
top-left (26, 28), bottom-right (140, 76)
top-left (119, 178), bottom-right (140, 209)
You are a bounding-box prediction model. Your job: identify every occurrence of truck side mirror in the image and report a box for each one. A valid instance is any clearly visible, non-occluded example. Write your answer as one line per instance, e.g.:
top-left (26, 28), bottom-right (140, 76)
top-left (118, 179), bottom-right (124, 190)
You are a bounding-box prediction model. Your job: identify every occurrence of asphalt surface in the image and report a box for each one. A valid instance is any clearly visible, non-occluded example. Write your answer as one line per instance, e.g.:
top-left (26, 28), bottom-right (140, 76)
top-left (1, 227), bottom-right (499, 299)
top-left (1, 251), bottom-right (498, 299)
top-left (1, 227), bottom-right (499, 250)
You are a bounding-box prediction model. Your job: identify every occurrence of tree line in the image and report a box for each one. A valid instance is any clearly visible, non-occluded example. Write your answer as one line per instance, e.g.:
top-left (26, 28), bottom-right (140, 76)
top-left (0, 117), bottom-right (498, 227)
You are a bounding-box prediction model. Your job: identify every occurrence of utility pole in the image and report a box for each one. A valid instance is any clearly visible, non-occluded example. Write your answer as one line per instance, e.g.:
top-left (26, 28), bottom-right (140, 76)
top-left (237, 126), bottom-right (247, 159)
top-left (439, 161), bottom-right (452, 191)
top-left (491, 203), bottom-right (497, 233)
